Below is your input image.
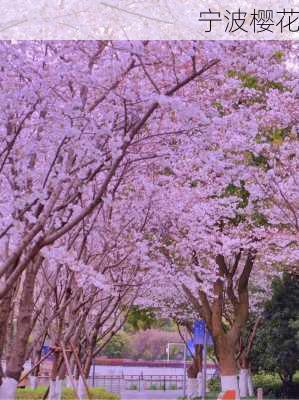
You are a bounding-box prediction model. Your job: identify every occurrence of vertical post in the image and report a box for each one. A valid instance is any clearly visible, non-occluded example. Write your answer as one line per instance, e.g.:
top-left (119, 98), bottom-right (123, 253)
top-left (257, 388), bottom-right (263, 400)
top-left (201, 322), bottom-right (207, 400)
top-left (92, 360), bottom-right (95, 387)
top-left (183, 344), bottom-right (187, 399)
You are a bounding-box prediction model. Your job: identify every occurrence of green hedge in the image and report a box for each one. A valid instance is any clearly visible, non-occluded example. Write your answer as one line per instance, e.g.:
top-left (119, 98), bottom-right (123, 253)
top-left (253, 373), bottom-right (299, 399)
top-left (16, 386), bottom-right (119, 400)
top-left (179, 372), bottom-right (299, 399)
top-left (207, 372), bottom-right (299, 399)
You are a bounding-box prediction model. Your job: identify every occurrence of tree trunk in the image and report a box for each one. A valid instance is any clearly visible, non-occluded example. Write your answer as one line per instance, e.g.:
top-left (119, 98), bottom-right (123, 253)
top-left (49, 379), bottom-right (57, 400)
top-left (64, 354), bottom-right (75, 388)
top-left (53, 361), bottom-right (67, 400)
top-left (1, 260), bottom-right (40, 399)
top-left (238, 316), bottom-right (262, 398)
top-left (49, 351), bottom-right (65, 400)
top-left (65, 376), bottom-right (72, 388)
top-left (183, 252), bottom-right (254, 400)
top-left (77, 376), bottom-right (87, 400)
top-left (198, 371), bottom-right (203, 395)
top-left (55, 379), bottom-right (63, 400)
top-left (239, 353), bottom-right (250, 398)
top-left (186, 344), bottom-right (202, 399)
top-left (0, 378), bottom-right (18, 400)
top-left (0, 289), bottom-right (13, 385)
top-left (29, 375), bottom-right (38, 389)
top-left (215, 335), bottom-right (240, 399)
top-left (48, 375), bottom-right (64, 400)
top-left (239, 369), bottom-right (249, 398)
top-left (76, 347), bottom-right (91, 400)
top-left (28, 338), bottom-right (45, 389)
top-left (247, 370), bottom-right (254, 397)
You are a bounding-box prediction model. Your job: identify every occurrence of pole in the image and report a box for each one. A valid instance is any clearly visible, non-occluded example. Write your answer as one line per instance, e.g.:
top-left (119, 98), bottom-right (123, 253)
top-left (201, 322), bottom-right (207, 400)
top-left (257, 388), bottom-right (263, 400)
top-left (61, 342), bottom-right (80, 400)
top-left (69, 342), bottom-right (92, 400)
top-left (92, 359), bottom-right (95, 387)
top-left (183, 344), bottom-right (187, 399)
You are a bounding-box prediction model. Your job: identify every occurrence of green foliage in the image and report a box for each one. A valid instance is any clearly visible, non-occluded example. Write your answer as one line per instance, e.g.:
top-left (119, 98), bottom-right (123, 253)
top-left (240, 74), bottom-right (259, 90)
top-left (224, 181), bottom-right (249, 209)
top-left (63, 387), bottom-right (118, 399)
top-left (16, 387), bottom-right (46, 400)
top-left (190, 179), bottom-right (199, 188)
top-left (161, 166), bottom-right (175, 176)
top-left (178, 394), bottom-right (251, 400)
top-left (16, 386), bottom-right (118, 399)
top-left (253, 373), bottom-right (289, 399)
top-left (273, 51), bottom-right (285, 61)
top-left (149, 383), bottom-right (158, 390)
top-left (219, 181), bottom-right (250, 227)
top-left (123, 305), bottom-right (174, 333)
top-left (253, 373), bottom-right (299, 399)
top-left (252, 211), bottom-right (269, 227)
top-left (227, 70), bottom-right (287, 92)
top-left (289, 318), bottom-right (299, 347)
top-left (251, 274), bottom-right (299, 393)
top-left (169, 383), bottom-right (178, 390)
top-left (124, 306), bottom-right (159, 332)
top-left (244, 151), bottom-right (270, 171)
top-left (251, 154), bottom-right (269, 169)
top-left (128, 384), bottom-right (138, 390)
top-left (227, 69), bottom-right (239, 78)
top-left (180, 373), bottom-right (299, 399)
top-left (212, 101), bottom-right (225, 116)
top-left (265, 81), bottom-right (285, 91)
top-left (270, 128), bottom-right (287, 144)
top-left (207, 376), bottom-right (221, 392)
top-left (263, 126), bottom-right (292, 145)
top-left (102, 331), bottom-right (130, 358)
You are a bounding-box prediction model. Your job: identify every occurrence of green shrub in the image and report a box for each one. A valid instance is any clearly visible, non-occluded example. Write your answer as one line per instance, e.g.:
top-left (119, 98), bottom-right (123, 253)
top-left (253, 372), bottom-right (299, 399)
top-left (128, 383), bottom-right (138, 390)
top-left (149, 383), bottom-right (158, 390)
top-left (208, 376), bottom-right (221, 392)
top-left (169, 383), bottom-right (177, 390)
top-left (16, 386), bottom-right (119, 400)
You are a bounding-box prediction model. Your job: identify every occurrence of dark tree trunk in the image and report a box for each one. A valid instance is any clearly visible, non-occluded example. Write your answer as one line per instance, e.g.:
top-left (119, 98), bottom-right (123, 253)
top-left (5, 262), bottom-right (39, 382)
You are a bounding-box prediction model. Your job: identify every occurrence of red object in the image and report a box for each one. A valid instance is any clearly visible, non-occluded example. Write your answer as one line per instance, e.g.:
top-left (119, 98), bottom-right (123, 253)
top-left (217, 390), bottom-right (236, 400)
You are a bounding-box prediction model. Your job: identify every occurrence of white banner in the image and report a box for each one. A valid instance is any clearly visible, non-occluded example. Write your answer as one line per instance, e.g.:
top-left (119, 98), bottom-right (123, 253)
top-left (0, 0), bottom-right (298, 39)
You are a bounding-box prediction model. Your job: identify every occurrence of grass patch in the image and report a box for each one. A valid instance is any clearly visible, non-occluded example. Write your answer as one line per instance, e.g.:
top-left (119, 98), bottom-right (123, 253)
top-left (16, 386), bottom-right (119, 399)
top-left (178, 395), bottom-right (254, 400)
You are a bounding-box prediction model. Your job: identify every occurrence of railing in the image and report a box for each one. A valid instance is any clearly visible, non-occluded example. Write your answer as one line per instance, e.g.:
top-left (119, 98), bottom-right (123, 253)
top-left (92, 375), bottom-right (123, 394)
top-left (15, 372), bottom-right (218, 395)
top-left (94, 372), bottom-right (217, 393)
top-left (123, 374), bottom-right (184, 391)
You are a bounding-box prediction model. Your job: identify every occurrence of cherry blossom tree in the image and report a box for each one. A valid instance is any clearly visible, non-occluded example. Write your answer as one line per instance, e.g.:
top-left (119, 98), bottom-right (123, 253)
top-left (0, 39), bottom-right (297, 400)
top-left (0, 40), bottom-right (220, 399)
top-left (139, 40), bottom-right (298, 397)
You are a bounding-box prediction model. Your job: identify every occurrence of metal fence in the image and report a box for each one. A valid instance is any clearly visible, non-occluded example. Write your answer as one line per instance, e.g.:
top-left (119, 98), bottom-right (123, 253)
top-left (92, 375), bottom-right (123, 394)
top-left (15, 372), bottom-right (218, 396)
top-left (92, 372), bottom-right (217, 394)
top-left (123, 374), bottom-right (184, 391)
